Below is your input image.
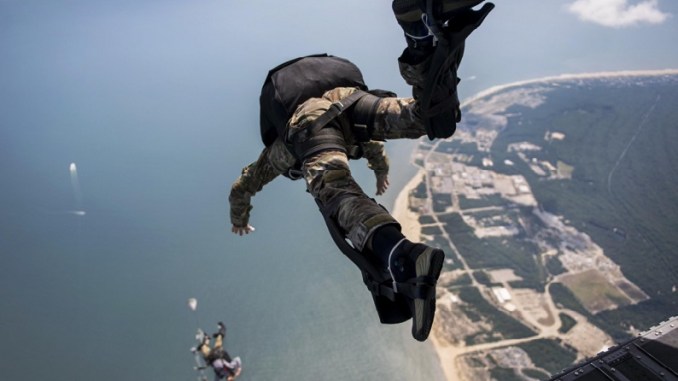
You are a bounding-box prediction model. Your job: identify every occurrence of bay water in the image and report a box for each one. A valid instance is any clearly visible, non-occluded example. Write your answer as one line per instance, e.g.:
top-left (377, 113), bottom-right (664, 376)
top-left (0, 114), bottom-right (442, 380)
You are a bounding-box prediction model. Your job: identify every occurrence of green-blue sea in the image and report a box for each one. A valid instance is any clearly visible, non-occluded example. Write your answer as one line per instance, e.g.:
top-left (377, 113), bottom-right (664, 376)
top-left (0, 2), bottom-right (451, 380)
top-left (0, 119), bottom-right (444, 380)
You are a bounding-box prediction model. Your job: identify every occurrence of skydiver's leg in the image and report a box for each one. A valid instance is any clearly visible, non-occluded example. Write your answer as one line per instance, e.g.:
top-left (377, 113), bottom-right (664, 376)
top-left (391, 0), bottom-right (462, 139)
top-left (211, 322), bottom-right (233, 362)
top-left (390, 0), bottom-right (494, 139)
top-left (198, 337), bottom-right (212, 359)
top-left (392, 0), bottom-right (485, 40)
top-left (292, 94), bottom-right (444, 341)
top-left (304, 149), bottom-right (443, 341)
top-left (303, 150), bottom-right (400, 252)
top-left (369, 96), bottom-right (426, 141)
top-left (301, 147), bottom-right (408, 266)
top-left (392, 0), bottom-right (486, 62)
top-left (288, 95), bottom-right (402, 252)
top-left (213, 334), bottom-right (223, 351)
top-left (213, 336), bottom-right (233, 363)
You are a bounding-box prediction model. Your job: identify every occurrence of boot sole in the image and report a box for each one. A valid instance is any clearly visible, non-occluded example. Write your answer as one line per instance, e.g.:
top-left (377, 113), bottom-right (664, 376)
top-left (394, 0), bottom-right (485, 22)
top-left (412, 247), bottom-right (444, 341)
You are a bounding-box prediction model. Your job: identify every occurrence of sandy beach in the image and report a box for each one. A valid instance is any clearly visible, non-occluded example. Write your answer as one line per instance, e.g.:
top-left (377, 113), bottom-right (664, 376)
top-left (429, 337), bottom-right (462, 381)
top-left (391, 169), bottom-right (424, 242)
top-left (392, 168), bottom-right (461, 381)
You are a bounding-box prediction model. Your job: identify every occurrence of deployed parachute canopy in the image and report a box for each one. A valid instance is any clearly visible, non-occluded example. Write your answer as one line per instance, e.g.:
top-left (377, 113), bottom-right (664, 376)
top-left (188, 298), bottom-right (198, 312)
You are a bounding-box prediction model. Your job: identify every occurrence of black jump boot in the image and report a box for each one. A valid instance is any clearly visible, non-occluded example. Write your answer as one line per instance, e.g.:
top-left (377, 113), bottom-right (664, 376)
top-left (388, 239), bottom-right (445, 341)
top-left (394, 0), bottom-right (495, 140)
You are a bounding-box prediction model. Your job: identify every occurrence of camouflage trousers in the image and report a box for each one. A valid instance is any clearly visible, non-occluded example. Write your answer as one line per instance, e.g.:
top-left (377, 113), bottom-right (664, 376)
top-left (286, 91), bottom-right (429, 251)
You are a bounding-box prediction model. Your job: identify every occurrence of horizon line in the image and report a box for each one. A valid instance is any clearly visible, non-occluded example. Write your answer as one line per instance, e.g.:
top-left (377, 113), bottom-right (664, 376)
top-left (462, 68), bottom-right (678, 107)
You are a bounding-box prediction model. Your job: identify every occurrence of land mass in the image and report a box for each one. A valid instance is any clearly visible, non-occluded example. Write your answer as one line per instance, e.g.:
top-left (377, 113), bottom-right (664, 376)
top-left (392, 69), bottom-right (678, 381)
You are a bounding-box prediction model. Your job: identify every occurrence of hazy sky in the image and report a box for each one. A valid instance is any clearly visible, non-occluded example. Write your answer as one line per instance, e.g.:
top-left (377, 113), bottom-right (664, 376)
top-left (2, 0), bottom-right (677, 113)
top-left (2, 1), bottom-right (678, 221)
top-left (3, 0), bottom-right (678, 224)
top-left (461, 0), bottom-right (678, 96)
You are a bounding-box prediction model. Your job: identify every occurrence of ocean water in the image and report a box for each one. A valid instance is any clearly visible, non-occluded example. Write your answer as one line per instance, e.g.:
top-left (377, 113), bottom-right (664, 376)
top-left (0, 2), bottom-right (446, 379)
top-left (0, 105), bottom-right (442, 381)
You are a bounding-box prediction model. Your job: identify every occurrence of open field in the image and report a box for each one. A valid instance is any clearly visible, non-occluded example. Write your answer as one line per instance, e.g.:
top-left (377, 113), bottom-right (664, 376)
top-left (560, 270), bottom-right (632, 313)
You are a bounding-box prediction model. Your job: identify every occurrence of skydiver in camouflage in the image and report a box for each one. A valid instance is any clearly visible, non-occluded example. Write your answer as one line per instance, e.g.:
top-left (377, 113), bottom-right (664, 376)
top-left (229, 0), bottom-right (493, 341)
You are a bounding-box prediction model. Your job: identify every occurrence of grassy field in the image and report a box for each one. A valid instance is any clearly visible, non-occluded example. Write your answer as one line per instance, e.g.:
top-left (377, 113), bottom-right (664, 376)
top-left (560, 270), bottom-right (632, 313)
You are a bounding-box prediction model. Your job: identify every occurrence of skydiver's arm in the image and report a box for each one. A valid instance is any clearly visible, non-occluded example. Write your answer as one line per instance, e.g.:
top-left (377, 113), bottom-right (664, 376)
top-left (229, 139), bottom-right (295, 234)
top-left (229, 160), bottom-right (263, 234)
top-left (362, 141), bottom-right (390, 195)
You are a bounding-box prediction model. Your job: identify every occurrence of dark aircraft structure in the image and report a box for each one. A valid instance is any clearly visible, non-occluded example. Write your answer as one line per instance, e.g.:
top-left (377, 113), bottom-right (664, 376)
top-left (548, 316), bottom-right (677, 381)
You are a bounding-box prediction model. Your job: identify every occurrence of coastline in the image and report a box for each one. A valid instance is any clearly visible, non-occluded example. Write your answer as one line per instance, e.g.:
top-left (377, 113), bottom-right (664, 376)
top-left (391, 168), bottom-right (461, 381)
top-left (388, 69), bottom-right (678, 381)
top-left (430, 336), bottom-right (460, 381)
top-left (391, 169), bottom-right (424, 242)
top-left (393, 164), bottom-right (465, 381)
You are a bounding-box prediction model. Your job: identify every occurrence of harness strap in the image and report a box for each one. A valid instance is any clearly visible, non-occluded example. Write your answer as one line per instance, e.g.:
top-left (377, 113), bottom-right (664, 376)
top-left (394, 275), bottom-right (437, 300)
top-left (292, 126), bottom-right (347, 160)
top-left (287, 90), bottom-right (376, 161)
top-left (307, 90), bottom-right (371, 137)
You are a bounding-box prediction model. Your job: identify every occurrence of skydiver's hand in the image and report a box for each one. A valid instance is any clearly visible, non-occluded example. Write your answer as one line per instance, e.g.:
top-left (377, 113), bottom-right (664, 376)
top-left (376, 175), bottom-right (390, 196)
top-left (231, 224), bottom-right (255, 236)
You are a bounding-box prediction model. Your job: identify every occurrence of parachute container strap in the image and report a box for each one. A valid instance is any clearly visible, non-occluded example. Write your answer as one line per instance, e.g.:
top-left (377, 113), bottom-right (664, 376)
top-left (293, 127), bottom-right (347, 160)
top-left (315, 197), bottom-right (397, 301)
top-left (291, 90), bottom-right (375, 159)
top-left (394, 275), bottom-right (437, 300)
top-left (307, 90), bottom-right (371, 137)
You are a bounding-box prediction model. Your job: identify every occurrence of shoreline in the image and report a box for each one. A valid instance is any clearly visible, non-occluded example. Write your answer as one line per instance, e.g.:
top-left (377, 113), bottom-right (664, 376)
top-left (463, 68), bottom-right (678, 107)
top-left (430, 336), bottom-right (461, 381)
top-left (391, 169), bottom-right (424, 242)
top-left (391, 168), bottom-right (461, 381)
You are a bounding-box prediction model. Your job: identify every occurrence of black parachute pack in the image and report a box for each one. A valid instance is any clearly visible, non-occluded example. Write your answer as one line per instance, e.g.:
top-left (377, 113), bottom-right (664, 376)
top-left (259, 53), bottom-right (368, 148)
